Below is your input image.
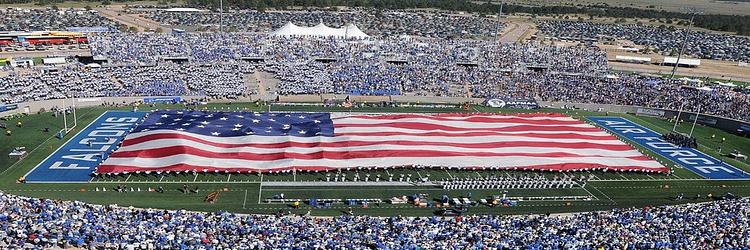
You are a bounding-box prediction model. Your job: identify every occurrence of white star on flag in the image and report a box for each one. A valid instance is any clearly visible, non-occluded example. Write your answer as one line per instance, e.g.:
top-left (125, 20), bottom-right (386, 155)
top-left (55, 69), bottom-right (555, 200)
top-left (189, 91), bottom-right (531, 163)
top-left (234, 124), bottom-right (243, 128)
top-left (220, 117), bottom-right (228, 121)
top-left (201, 121), bottom-right (210, 125)
top-left (211, 132), bottom-right (220, 136)
top-left (252, 119), bottom-right (260, 123)
top-left (160, 114), bottom-right (169, 118)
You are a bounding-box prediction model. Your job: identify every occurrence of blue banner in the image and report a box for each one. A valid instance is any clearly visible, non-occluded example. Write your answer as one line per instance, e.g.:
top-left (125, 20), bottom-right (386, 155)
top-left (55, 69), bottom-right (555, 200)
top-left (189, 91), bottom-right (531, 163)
top-left (144, 97), bottom-right (182, 104)
top-left (25, 111), bottom-right (146, 182)
top-left (67, 26), bottom-right (110, 33)
top-left (738, 125), bottom-right (750, 136)
top-left (589, 116), bottom-right (750, 180)
top-left (0, 104), bottom-right (18, 112)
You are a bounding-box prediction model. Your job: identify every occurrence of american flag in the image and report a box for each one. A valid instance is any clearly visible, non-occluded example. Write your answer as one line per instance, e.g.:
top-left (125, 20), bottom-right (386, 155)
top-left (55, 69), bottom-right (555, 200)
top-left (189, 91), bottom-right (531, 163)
top-left (97, 111), bottom-right (668, 174)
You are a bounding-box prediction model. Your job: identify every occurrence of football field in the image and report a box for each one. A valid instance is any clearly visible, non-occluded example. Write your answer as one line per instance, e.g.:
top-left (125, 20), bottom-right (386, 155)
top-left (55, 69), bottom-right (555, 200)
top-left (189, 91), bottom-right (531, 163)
top-left (1, 102), bottom-right (749, 216)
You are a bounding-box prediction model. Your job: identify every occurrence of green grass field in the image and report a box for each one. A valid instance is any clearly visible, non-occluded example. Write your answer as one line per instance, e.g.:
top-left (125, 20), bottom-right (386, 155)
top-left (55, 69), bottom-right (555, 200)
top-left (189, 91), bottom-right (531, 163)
top-left (1, 102), bottom-right (748, 216)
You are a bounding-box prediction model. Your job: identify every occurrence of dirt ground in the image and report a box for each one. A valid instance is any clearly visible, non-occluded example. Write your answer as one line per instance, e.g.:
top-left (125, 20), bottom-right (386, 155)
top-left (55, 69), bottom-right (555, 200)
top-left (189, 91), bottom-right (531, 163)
top-left (498, 17), bottom-right (537, 43)
top-left (597, 44), bottom-right (750, 82)
top-left (96, 5), bottom-right (172, 33)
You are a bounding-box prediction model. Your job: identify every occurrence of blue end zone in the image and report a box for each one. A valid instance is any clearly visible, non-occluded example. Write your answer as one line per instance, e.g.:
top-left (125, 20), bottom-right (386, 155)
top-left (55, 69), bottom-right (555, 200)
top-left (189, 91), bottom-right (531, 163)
top-left (589, 116), bottom-right (750, 180)
top-left (24, 111), bottom-right (147, 183)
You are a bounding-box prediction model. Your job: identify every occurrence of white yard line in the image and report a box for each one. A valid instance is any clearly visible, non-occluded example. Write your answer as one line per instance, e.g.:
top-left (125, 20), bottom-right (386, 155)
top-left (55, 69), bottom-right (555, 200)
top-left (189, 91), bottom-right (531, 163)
top-left (242, 189), bottom-right (248, 209)
top-left (591, 186), bottom-right (615, 203)
top-left (124, 174), bottom-right (131, 182)
top-left (444, 169), bottom-right (454, 180)
top-left (581, 186), bottom-right (600, 201)
top-left (257, 184), bottom-right (263, 204)
top-left (617, 173), bottom-right (629, 180)
top-left (227, 174), bottom-right (232, 182)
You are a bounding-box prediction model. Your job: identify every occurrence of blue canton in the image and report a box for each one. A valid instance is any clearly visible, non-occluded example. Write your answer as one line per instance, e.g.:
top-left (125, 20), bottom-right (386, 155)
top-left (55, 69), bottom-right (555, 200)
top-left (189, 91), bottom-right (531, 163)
top-left (133, 110), bottom-right (334, 137)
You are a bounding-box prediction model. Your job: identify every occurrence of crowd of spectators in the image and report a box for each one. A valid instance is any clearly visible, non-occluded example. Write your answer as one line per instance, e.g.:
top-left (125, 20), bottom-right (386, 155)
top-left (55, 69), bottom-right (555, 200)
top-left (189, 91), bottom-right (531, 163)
top-left (538, 20), bottom-right (750, 62)
top-left (0, 62), bottom-right (255, 103)
top-left (0, 8), bottom-right (121, 32)
top-left (145, 9), bottom-right (504, 39)
top-left (0, 191), bottom-right (747, 248)
top-left (2, 31), bottom-right (747, 121)
top-left (85, 33), bottom-right (750, 121)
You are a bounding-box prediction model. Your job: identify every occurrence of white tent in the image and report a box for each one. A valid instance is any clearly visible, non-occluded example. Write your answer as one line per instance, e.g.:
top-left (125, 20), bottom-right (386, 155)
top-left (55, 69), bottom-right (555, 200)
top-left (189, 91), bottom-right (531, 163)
top-left (714, 81), bottom-right (737, 87)
top-left (271, 22), bottom-right (370, 39)
top-left (343, 23), bottom-right (370, 39)
top-left (42, 57), bottom-right (66, 65)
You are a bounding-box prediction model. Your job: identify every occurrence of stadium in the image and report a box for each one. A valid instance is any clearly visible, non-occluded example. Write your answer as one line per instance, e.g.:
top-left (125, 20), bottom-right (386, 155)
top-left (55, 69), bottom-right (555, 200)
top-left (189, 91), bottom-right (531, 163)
top-left (0, 0), bottom-right (749, 248)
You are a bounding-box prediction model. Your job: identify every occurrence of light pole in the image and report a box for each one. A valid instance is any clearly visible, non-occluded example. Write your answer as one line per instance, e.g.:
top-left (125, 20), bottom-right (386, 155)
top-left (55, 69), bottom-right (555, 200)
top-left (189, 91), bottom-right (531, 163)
top-left (668, 12), bottom-right (697, 80)
top-left (670, 10), bottom-right (701, 133)
top-left (219, 0), bottom-right (223, 33)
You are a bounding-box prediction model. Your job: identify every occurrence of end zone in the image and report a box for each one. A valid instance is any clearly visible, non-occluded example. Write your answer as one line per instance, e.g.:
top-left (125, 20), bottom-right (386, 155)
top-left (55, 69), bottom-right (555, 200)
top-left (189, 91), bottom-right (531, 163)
top-left (589, 116), bottom-right (750, 180)
top-left (24, 111), bottom-right (147, 183)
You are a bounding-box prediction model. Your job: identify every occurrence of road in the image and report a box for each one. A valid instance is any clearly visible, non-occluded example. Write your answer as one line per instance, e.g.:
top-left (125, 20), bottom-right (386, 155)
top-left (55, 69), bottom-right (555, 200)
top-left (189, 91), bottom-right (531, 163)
top-left (96, 6), bottom-right (171, 33)
top-left (0, 49), bottom-right (91, 58)
top-left (498, 21), bottom-right (534, 43)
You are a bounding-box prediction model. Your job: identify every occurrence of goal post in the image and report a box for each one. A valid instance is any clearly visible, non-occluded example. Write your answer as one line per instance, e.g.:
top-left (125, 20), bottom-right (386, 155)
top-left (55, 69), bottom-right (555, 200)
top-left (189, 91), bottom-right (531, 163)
top-left (60, 98), bottom-right (78, 136)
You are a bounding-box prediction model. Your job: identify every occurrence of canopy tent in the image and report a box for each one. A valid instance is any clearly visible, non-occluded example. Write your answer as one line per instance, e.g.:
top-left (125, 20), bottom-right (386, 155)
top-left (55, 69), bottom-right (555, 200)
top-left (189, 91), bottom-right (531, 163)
top-left (697, 86), bottom-right (714, 92)
top-left (271, 22), bottom-right (370, 39)
top-left (714, 81), bottom-right (737, 87)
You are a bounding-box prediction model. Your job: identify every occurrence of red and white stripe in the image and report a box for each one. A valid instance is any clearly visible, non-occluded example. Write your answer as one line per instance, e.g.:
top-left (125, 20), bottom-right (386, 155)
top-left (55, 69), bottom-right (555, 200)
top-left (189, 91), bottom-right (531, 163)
top-left (97, 113), bottom-right (668, 174)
